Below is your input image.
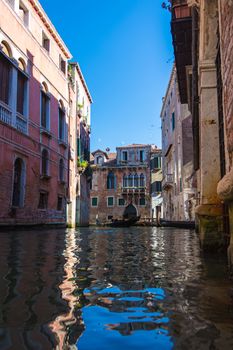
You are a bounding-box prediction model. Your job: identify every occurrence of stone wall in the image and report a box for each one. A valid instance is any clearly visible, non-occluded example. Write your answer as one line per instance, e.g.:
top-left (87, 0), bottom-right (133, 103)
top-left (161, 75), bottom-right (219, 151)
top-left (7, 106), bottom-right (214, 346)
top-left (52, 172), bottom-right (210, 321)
top-left (219, 1), bottom-right (233, 167)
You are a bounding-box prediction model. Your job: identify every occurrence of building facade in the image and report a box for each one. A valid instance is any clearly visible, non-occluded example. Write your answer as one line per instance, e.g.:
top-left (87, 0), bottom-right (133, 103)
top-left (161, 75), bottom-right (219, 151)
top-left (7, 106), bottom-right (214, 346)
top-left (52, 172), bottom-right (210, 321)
top-left (161, 66), bottom-right (196, 222)
top-left (150, 147), bottom-right (163, 222)
top-left (0, 0), bottom-right (91, 227)
top-left (89, 145), bottom-right (152, 225)
top-left (171, 0), bottom-right (232, 253)
top-left (67, 63), bottom-right (92, 227)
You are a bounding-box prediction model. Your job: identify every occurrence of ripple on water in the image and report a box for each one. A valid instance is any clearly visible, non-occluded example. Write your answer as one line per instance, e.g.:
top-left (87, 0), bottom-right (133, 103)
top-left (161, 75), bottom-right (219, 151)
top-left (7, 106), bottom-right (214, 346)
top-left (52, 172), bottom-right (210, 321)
top-left (0, 227), bottom-right (233, 350)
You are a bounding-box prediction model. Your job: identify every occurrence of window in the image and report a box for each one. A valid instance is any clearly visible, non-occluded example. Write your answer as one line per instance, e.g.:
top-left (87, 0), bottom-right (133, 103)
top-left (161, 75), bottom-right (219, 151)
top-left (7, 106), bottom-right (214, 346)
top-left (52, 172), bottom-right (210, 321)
top-left (107, 172), bottom-right (115, 189)
top-left (59, 101), bottom-right (65, 141)
top-left (139, 173), bottom-right (145, 187)
top-left (180, 177), bottom-right (182, 192)
top-left (107, 197), bottom-right (114, 207)
top-left (108, 215), bottom-right (113, 220)
top-left (6, 0), bottom-right (15, 8)
top-left (134, 173), bottom-right (139, 187)
top-left (41, 149), bottom-right (49, 176)
top-left (122, 151), bottom-right (128, 162)
top-left (123, 174), bottom-right (128, 188)
top-left (59, 159), bottom-right (64, 182)
top-left (57, 196), bottom-right (63, 211)
top-left (172, 112), bottom-right (175, 130)
top-left (155, 181), bottom-right (162, 192)
top-left (42, 31), bottom-right (50, 52)
top-left (96, 156), bottom-right (103, 165)
top-left (118, 198), bottom-right (125, 206)
top-left (152, 156), bottom-right (161, 169)
top-left (40, 83), bottom-right (50, 129)
top-left (19, 1), bottom-right (29, 27)
top-left (17, 59), bottom-right (27, 116)
top-left (91, 197), bottom-right (98, 207)
top-left (128, 173), bottom-right (133, 187)
top-left (139, 150), bottom-right (144, 162)
top-left (12, 158), bottom-right (25, 207)
top-left (38, 191), bottom-right (48, 209)
top-left (0, 46), bottom-right (11, 105)
top-left (139, 197), bottom-right (146, 206)
top-left (59, 55), bottom-right (66, 74)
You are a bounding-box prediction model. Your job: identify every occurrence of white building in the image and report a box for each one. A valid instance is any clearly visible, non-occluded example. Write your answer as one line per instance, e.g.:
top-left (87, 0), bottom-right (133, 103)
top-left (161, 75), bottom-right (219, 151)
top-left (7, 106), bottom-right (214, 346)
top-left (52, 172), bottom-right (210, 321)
top-left (161, 66), bottom-right (196, 221)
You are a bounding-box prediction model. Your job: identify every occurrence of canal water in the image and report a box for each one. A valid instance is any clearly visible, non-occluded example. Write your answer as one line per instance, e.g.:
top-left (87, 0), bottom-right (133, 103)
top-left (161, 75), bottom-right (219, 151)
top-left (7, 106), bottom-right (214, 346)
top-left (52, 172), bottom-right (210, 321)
top-left (0, 227), bottom-right (233, 350)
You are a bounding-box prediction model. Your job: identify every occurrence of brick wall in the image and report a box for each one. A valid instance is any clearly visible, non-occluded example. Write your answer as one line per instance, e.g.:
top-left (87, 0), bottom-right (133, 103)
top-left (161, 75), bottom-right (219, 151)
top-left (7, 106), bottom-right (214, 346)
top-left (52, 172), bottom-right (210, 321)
top-left (90, 167), bottom-right (151, 224)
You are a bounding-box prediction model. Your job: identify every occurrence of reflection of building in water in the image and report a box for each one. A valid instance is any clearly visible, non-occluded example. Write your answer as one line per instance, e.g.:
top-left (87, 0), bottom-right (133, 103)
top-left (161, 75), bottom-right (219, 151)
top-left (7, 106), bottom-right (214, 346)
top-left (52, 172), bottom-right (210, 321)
top-left (0, 230), bottom-right (68, 349)
top-left (48, 229), bottom-right (83, 349)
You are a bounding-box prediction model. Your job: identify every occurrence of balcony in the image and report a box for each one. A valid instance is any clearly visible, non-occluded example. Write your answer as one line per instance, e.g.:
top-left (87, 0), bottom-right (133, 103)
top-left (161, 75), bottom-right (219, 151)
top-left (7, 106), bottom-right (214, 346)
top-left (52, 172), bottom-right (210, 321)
top-left (16, 113), bottom-right (27, 134)
top-left (121, 186), bottom-right (146, 194)
top-left (162, 174), bottom-right (174, 190)
top-left (0, 101), bottom-right (12, 126)
top-left (0, 101), bottom-right (28, 135)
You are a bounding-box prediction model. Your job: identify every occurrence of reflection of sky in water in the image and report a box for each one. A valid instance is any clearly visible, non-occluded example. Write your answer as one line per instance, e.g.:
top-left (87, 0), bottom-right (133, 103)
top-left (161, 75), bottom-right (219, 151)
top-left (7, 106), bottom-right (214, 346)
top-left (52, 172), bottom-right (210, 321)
top-left (77, 285), bottom-right (173, 350)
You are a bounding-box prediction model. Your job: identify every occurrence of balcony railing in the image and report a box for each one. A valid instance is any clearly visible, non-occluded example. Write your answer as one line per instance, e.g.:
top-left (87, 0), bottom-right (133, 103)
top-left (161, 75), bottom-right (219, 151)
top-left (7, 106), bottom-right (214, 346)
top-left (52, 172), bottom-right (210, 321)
top-left (162, 174), bottom-right (174, 190)
top-left (0, 101), bottom-right (12, 126)
top-left (0, 101), bottom-right (28, 135)
top-left (16, 113), bottom-right (27, 134)
top-left (121, 186), bottom-right (146, 194)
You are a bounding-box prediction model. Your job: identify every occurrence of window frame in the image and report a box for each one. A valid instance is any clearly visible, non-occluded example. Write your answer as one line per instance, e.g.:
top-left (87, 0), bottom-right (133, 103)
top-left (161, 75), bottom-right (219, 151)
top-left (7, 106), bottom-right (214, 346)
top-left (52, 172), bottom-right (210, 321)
top-left (91, 197), bottom-right (98, 207)
top-left (107, 196), bottom-right (114, 207)
top-left (139, 197), bottom-right (146, 206)
top-left (118, 198), bottom-right (125, 206)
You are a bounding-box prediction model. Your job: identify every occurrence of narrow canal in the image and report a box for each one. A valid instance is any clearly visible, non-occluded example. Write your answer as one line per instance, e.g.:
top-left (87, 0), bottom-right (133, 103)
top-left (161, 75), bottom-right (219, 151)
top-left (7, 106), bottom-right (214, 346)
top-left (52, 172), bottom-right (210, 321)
top-left (0, 227), bottom-right (233, 349)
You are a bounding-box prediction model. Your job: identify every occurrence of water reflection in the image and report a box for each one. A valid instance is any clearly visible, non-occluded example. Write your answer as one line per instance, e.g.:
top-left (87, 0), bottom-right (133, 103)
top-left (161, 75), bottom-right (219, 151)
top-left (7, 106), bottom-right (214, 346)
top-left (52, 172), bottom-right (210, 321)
top-left (0, 227), bottom-right (232, 349)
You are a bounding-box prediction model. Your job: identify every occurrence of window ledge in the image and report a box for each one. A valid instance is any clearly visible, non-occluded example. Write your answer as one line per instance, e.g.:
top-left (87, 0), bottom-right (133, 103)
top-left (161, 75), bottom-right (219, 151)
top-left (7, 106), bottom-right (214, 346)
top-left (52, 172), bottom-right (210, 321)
top-left (40, 127), bottom-right (52, 138)
top-left (59, 140), bottom-right (68, 148)
top-left (40, 175), bottom-right (51, 180)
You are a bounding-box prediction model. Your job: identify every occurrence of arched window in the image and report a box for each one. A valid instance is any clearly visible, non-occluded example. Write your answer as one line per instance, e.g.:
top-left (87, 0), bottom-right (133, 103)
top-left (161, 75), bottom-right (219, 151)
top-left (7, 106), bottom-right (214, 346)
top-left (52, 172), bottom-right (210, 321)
top-left (0, 41), bottom-right (12, 106)
top-left (59, 100), bottom-right (65, 141)
top-left (41, 82), bottom-right (50, 129)
top-left (140, 173), bottom-right (145, 187)
top-left (123, 174), bottom-right (128, 188)
top-left (1, 41), bottom-right (12, 57)
top-left (134, 173), bottom-right (139, 188)
top-left (41, 149), bottom-right (49, 176)
top-left (96, 156), bottom-right (103, 165)
top-left (12, 158), bottom-right (25, 207)
top-left (59, 158), bottom-right (64, 182)
top-left (17, 58), bottom-right (27, 116)
top-left (107, 172), bottom-right (115, 189)
top-left (128, 173), bottom-right (133, 187)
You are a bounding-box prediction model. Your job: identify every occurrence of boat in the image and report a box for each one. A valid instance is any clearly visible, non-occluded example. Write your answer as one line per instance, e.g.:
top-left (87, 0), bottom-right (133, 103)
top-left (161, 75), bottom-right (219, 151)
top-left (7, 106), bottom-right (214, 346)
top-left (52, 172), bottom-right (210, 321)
top-left (108, 216), bottom-right (140, 227)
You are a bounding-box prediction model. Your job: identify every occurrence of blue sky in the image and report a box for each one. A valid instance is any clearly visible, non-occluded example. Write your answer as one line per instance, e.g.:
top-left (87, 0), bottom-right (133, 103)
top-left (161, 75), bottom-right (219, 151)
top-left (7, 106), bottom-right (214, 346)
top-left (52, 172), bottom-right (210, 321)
top-left (40, 0), bottom-right (173, 152)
